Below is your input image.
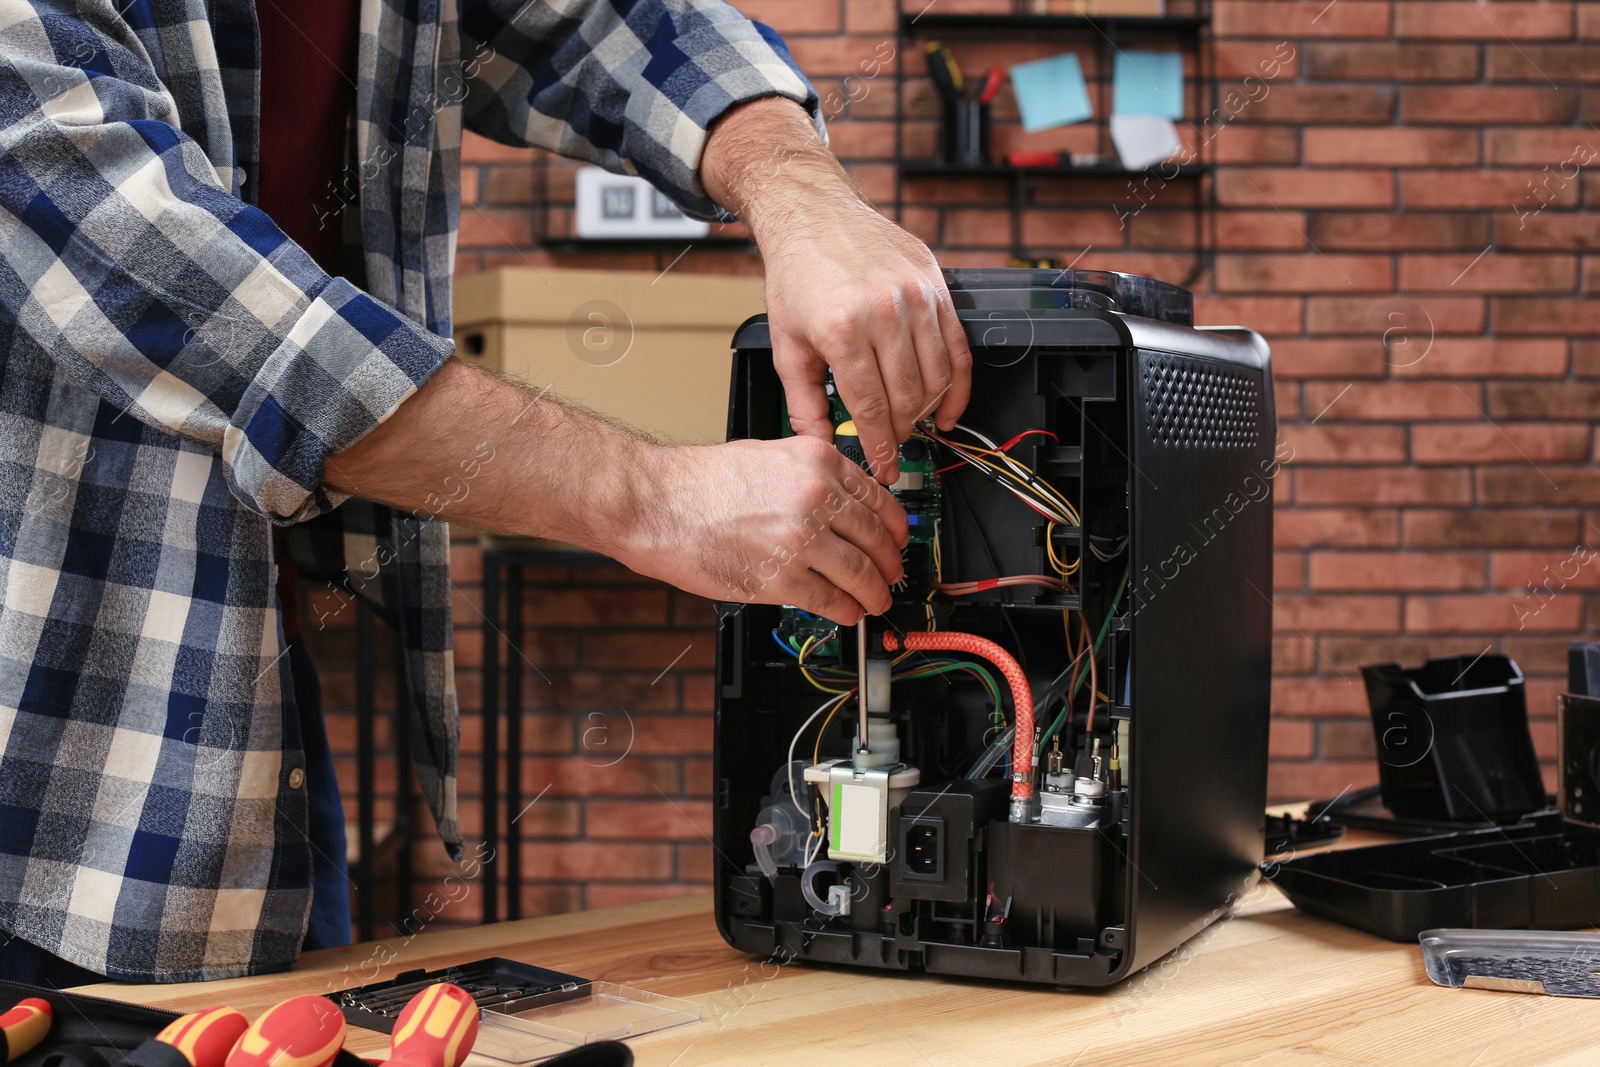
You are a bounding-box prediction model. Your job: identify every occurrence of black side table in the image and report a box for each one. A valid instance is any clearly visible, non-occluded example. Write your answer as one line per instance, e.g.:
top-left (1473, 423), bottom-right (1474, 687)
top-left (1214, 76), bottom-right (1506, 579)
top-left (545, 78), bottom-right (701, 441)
top-left (479, 536), bottom-right (622, 922)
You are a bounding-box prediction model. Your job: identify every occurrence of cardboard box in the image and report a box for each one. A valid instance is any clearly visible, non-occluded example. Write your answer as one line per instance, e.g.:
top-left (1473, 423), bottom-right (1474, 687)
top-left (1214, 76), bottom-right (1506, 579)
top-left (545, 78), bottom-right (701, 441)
top-left (1051, 0), bottom-right (1164, 14)
top-left (451, 267), bottom-right (765, 445)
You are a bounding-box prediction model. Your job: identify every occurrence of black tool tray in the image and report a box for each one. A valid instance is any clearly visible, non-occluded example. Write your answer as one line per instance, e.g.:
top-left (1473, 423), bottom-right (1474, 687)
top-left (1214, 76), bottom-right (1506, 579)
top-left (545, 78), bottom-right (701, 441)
top-left (328, 957), bottom-right (588, 1034)
top-left (1267, 812), bottom-right (1600, 941)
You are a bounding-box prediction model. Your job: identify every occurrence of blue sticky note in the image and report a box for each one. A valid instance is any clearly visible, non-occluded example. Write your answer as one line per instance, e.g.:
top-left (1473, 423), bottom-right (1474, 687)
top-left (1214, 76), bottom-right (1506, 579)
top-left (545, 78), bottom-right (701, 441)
top-left (1113, 50), bottom-right (1184, 119)
top-left (1009, 53), bottom-right (1093, 134)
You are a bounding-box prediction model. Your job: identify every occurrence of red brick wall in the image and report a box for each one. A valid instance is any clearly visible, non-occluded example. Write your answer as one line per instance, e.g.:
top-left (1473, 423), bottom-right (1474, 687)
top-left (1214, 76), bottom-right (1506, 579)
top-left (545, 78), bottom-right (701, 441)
top-left (319, 0), bottom-right (1600, 927)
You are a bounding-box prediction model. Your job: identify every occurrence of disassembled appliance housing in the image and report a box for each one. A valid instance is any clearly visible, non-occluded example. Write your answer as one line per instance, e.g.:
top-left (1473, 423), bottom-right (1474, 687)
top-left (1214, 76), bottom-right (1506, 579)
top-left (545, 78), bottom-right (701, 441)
top-left (714, 268), bottom-right (1276, 985)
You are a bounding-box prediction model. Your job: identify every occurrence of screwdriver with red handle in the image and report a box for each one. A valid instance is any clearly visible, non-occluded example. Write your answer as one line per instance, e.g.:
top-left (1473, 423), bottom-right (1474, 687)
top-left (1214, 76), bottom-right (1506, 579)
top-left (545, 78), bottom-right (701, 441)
top-left (386, 985), bottom-right (480, 1067)
top-left (126, 1006), bottom-right (250, 1067)
top-left (224, 995), bottom-right (346, 1067)
top-left (0, 998), bottom-right (52, 1063)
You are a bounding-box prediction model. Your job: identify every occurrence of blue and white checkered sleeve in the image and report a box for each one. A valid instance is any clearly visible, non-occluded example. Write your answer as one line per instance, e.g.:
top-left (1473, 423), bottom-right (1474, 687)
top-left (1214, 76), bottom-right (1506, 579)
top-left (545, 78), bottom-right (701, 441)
top-left (460, 0), bottom-right (825, 220)
top-left (0, 2), bottom-right (455, 524)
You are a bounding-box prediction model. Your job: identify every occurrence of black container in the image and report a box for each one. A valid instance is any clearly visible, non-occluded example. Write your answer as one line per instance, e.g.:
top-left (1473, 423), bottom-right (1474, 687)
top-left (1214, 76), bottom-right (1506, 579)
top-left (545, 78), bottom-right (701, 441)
top-left (1362, 654), bottom-right (1545, 822)
top-left (328, 957), bottom-right (587, 1034)
top-left (941, 98), bottom-right (990, 166)
top-left (1269, 812), bottom-right (1600, 941)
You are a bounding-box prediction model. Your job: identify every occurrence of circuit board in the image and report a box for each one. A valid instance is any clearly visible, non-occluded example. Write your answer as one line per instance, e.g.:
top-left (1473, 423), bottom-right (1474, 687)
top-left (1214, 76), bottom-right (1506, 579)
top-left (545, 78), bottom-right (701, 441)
top-left (777, 381), bottom-right (942, 663)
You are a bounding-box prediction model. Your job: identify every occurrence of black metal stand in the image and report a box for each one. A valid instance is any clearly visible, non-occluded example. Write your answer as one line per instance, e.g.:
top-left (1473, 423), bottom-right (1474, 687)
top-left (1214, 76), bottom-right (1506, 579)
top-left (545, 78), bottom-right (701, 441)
top-left (479, 540), bottom-right (623, 922)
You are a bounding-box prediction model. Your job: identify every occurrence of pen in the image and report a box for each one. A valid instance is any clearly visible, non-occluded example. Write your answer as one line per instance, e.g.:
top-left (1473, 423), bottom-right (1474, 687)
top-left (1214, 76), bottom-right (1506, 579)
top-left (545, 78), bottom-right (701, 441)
top-left (977, 66), bottom-right (1004, 105)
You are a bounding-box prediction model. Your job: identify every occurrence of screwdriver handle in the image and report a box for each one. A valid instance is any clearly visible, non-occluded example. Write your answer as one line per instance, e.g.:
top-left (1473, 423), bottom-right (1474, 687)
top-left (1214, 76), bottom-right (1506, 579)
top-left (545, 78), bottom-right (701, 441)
top-left (388, 985), bottom-right (479, 1067)
top-left (0, 998), bottom-right (52, 1064)
top-left (225, 996), bottom-right (346, 1067)
top-left (155, 1006), bottom-right (250, 1067)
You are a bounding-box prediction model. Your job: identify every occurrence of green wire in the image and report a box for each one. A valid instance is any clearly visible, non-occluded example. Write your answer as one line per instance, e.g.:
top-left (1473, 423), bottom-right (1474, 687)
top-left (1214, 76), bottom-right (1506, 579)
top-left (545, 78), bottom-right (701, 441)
top-left (1035, 564), bottom-right (1131, 758)
top-left (897, 661), bottom-right (1003, 709)
top-left (800, 657), bottom-right (1005, 711)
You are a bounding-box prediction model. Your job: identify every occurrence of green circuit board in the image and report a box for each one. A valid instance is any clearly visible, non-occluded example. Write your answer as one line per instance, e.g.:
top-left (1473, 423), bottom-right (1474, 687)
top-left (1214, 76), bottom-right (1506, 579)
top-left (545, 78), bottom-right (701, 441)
top-left (777, 383), bottom-right (942, 664)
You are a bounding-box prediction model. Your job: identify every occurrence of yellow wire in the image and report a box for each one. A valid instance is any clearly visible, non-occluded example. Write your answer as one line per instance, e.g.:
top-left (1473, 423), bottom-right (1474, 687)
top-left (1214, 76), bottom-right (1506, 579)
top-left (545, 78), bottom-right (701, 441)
top-left (798, 634), bottom-right (848, 694)
top-left (1045, 522), bottom-right (1081, 578)
top-left (1046, 521), bottom-right (1080, 648)
top-left (922, 431), bottom-right (1082, 526)
top-left (813, 692), bottom-right (851, 764)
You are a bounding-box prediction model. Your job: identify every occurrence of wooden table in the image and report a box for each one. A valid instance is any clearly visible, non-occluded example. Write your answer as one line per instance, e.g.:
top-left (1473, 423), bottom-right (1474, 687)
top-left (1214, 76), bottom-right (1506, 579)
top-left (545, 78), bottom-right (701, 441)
top-left (71, 827), bottom-right (1599, 1067)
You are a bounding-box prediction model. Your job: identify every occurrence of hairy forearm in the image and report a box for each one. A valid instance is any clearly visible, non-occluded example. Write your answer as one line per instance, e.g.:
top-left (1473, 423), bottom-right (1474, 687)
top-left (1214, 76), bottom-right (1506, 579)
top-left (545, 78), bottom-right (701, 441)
top-left (325, 358), bottom-right (656, 556)
top-left (701, 96), bottom-right (872, 243)
top-left (700, 95), bottom-right (972, 474)
top-left (327, 356), bottom-right (905, 622)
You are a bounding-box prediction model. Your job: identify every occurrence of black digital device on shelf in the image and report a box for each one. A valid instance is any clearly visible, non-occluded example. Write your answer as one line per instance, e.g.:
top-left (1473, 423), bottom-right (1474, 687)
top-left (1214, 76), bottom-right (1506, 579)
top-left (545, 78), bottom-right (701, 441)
top-left (711, 268), bottom-right (1277, 986)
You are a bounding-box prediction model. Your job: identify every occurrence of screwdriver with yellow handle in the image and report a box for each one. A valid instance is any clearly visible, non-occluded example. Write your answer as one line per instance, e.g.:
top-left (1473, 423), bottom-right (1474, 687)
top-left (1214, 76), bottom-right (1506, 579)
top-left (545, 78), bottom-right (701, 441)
top-left (386, 985), bottom-right (480, 1067)
top-left (224, 995), bottom-right (346, 1067)
top-left (0, 998), bottom-right (52, 1063)
top-left (126, 1006), bottom-right (251, 1067)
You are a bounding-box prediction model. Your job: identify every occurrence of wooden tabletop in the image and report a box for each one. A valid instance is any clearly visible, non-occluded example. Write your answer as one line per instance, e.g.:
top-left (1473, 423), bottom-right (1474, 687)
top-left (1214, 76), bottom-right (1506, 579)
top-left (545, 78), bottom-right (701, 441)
top-left (70, 826), bottom-right (1598, 1067)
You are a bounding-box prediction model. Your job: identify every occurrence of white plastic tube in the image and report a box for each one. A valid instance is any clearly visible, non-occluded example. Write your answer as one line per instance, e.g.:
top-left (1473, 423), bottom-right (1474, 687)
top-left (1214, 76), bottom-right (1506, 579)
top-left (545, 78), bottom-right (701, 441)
top-left (750, 823), bottom-right (781, 882)
top-left (801, 860), bottom-right (851, 917)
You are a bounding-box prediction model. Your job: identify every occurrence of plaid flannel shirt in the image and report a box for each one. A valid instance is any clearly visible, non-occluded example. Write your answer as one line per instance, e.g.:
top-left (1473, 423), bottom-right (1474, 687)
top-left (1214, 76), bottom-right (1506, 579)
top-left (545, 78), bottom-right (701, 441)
top-left (0, 0), bottom-right (819, 980)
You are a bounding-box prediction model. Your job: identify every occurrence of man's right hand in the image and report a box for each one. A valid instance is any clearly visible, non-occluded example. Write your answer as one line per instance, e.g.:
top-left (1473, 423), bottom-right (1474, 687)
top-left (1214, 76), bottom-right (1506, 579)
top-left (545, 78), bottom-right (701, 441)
top-left (328, 360), bottom-right (908, 626)
top-left (621, 435), bottom-right (908, 625)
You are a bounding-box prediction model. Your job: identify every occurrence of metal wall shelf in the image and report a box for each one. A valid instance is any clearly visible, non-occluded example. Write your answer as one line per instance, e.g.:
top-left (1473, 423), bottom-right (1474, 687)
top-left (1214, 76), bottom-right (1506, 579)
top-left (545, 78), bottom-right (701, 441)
top-left (893, 1), bottom-right (1217, 281)
top-left (900, 12), bottom-right (1207, 35)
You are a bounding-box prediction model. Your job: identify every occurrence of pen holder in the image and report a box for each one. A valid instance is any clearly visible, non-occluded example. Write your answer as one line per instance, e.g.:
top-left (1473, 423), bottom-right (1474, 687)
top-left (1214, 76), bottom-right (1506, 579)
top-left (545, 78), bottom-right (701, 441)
top-left (941, 98), bottom-right (991, 167)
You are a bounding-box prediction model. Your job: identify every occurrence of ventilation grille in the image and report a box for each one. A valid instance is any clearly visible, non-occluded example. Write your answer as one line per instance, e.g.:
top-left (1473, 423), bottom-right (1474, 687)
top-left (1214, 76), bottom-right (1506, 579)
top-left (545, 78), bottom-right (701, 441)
top-left (1139, 354), bottom-right (1262, 448)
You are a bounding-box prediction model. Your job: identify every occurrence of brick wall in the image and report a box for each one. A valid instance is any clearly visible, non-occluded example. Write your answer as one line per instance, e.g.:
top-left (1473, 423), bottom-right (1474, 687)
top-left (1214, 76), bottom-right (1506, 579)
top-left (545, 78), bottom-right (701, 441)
top-left (318, 0), bottom-right (1600, 928)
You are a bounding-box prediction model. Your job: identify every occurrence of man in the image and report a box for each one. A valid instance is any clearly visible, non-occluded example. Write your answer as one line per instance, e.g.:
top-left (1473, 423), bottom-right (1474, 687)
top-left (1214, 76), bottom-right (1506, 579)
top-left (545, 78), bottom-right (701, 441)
top-left (0, 0), bottom-right (972, 983)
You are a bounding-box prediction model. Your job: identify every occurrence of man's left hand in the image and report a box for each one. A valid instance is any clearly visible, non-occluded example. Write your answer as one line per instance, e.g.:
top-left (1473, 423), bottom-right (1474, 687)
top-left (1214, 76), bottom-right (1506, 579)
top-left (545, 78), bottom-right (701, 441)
top-left (702, 97), bottom-right (973, 485)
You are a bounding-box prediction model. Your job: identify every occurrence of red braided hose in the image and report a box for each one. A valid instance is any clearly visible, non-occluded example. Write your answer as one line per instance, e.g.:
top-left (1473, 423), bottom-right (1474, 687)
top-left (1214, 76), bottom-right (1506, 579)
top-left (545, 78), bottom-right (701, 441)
top-left (882, 631), bottom-right (1034, 799)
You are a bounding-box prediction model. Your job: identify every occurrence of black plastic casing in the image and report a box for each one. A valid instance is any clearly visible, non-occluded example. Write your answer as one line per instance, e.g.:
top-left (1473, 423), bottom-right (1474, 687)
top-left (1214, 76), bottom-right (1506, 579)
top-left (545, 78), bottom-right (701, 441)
top-left (713, 306), bottom-right (1276, 985)
top-left (1361, 655), bottom-right (1545, 821)
top-left (1269, 812), bottom-right (1600, 941)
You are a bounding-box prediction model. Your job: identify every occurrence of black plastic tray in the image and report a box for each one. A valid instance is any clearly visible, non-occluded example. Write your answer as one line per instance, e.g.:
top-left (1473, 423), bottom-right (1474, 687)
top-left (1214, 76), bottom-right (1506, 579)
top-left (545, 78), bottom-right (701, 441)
top-left (327, 957), bottom-right (588, 1034)
top-left (1267, 812), bottom-right (1600, 941)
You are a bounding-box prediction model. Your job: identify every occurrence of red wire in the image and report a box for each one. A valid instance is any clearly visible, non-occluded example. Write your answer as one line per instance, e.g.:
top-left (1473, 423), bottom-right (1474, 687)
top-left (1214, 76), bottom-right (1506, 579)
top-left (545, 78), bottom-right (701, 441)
top-left (996, 429), bottom-right (1058, 452)
top-left (1080, 611), bottom-right (1099, 735)
top-left (934, 428), bottom-right (1058, 473)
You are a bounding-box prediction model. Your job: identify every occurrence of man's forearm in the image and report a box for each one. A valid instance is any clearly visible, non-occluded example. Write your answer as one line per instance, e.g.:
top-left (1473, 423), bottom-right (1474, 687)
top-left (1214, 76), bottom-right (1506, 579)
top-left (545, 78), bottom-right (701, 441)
top-left (701, 96), bottom-right (869, 246)
top-left (325, 358), bottom-right (655, 557)
top-left (326, 355), bottom-right (905, 623)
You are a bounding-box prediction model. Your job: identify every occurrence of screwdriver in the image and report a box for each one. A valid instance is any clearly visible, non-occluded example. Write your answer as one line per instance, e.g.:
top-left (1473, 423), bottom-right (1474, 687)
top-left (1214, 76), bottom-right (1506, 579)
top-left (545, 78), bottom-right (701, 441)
top-left (0, 998), bottom-right (51, 1064)
top-left (224, 995), bottom-right (346, 1067)
top-left (127, 1006), bottom-right (250, 1067)
top-left (923, 41), bottom-right (964, 104)
top-left (340, 972), bottom-right (472, 1006)
top-left (386, 985), bottom-right (479, 1067)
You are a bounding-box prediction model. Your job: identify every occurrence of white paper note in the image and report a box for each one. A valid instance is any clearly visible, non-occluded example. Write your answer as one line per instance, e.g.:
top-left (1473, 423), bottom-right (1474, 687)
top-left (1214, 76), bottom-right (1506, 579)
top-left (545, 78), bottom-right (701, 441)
top-left (1109, 114), bottom-right (1183, 171)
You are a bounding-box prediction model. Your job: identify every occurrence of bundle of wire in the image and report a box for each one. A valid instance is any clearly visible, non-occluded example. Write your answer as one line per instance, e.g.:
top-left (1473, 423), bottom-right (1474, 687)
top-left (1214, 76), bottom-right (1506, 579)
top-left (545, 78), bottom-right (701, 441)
top-left (771, 631), bottom-right (1005, 711)
top-left (785, 689), bottom-right (853, 866)
top-left (961, 564), bottom-right (1131, 778)
top-left (916, 423), bottom-right (1082, 582)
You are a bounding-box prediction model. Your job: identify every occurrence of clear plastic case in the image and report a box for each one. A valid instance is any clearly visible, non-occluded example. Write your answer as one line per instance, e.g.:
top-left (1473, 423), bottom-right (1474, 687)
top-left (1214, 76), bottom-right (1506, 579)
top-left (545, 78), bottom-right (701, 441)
top-left (1419, 928), bottom-right (1600, 997)
top-left (472, 982), bottom-right (702, 1064)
